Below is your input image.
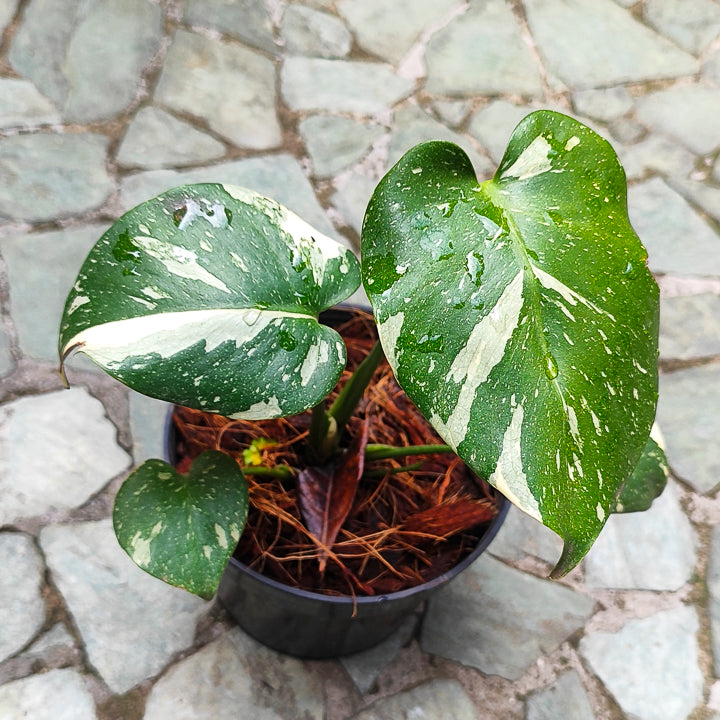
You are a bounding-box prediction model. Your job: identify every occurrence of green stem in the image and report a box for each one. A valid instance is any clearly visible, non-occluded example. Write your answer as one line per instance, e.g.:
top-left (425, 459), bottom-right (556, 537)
top-left (242, 464), bottom-right (294, 480)
top-left (329, 340), bottom-right (384, 435)
top-left (364, 443), bottom-right (454, 462)
top-left (364, 461), bottom-right (423, 478)
top-left (306, 339), bottom-right (385, 465)
top-left (307, 401), bottom-right (334, 465)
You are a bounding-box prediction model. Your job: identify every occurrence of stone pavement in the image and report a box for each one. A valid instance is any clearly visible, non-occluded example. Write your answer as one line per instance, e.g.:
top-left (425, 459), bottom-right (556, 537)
top-left (0, 0), bottom-right (719, 718)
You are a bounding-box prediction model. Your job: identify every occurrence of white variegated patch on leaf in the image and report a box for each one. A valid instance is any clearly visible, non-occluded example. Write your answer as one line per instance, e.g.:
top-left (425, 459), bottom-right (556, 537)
top-left (113, 451), bottom-right (248, 599)
top-left (361, 111), bottom-right (660, 576)
top-left (59, 184), bottom-right (361, 419)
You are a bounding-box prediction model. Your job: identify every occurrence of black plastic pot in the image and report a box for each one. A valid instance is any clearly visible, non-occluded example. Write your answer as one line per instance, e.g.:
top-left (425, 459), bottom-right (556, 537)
top-left (163, 306), bottom-right (509, 658)
top-left (216, 498), bottom-right (508, 658)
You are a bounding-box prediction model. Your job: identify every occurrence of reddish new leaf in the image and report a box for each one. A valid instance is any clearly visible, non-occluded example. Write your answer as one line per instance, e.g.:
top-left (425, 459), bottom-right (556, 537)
top-left (298, 421), bottom-right (369, 573)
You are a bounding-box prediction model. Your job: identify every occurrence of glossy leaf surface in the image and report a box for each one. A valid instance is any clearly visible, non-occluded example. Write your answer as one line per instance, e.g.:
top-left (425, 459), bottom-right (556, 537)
top-left (113, 451), bottom-right (248, 599)
top-left (59, 184), bottom-right (361, 419)
top-left (361, 111), bottom-right (659, 575)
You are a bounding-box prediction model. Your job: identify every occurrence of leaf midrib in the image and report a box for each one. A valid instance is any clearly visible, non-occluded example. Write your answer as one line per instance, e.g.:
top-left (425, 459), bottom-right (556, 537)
top-left (482, 179), bottom-right (564, 404)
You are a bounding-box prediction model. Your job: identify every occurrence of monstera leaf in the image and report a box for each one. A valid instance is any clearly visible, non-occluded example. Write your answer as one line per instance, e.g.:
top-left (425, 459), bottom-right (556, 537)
top-left (59, 184), bottom-right (361, 419)
top-left (113, 451), bottom-right (248, 599)
top-left (362, 111), bottom-right (659, 576)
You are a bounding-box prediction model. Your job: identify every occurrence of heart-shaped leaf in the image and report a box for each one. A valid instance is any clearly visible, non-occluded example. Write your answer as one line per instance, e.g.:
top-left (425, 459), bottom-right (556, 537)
top-left (113, 451), bottom-right (248, 599)
top-left (59, 184), bottom-right (361, 419)
top-left (614, 435), bottom-right (668, 514)
top-left (362, 111), bottom-right (659, 576)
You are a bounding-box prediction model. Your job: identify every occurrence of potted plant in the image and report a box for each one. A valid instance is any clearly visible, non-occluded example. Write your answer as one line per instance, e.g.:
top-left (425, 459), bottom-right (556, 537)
top-left (58, 110), bottom-right (667, 656)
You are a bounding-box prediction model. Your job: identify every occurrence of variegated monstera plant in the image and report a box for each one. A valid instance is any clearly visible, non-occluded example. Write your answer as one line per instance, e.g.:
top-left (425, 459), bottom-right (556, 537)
top-left (59, 111), bottom-right (667, 599)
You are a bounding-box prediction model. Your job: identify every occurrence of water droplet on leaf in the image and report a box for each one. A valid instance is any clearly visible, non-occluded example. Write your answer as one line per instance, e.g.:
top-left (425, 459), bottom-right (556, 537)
top-left (399, 332), bottom-right (444, 354)
top-left (364, 253), bottom-right (403, 293)
top-left (243, 309), bottom-right (261, 326)
top-left (623, 261), bottom-right (639, 279)
top-left (465, 251), bottom-right (484, 285)
top-left (544, 353), bottom-right (559, 380)
top-left (172, 207), bottom-right (187, 227)
top-left (113, 230), bottom-right (142, 264)
top-left (278, 329), bottom-right (298, 351)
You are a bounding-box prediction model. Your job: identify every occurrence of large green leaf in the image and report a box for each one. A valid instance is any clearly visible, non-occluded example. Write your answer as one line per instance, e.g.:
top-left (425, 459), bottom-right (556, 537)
top-left (361, 111), bottom-right (659, 576)
top-left (59, 184), bottom-right (361, 419)
top-left (113, 451), bottom-right (248, 599)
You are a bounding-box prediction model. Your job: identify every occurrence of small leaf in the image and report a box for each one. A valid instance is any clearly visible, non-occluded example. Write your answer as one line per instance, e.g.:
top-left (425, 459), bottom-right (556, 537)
top-left (242, 437), bottom-right (278, 466)
top-left (59, 184), bottom-right (361, 419)
top-left (362, 110), bottom-right (659, 576)
top-left (614, 435), bottom-right (668, 513)
top-left (113, 451), bottom-right (248, 599)
top-left (298, 421), bottom-right (369, 573)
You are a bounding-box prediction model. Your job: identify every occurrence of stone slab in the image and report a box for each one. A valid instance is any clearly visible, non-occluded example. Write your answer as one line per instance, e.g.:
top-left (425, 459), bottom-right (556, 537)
top-left (281, 58), bottom-right (414, 114)
top-left (643, 0), bottom-right (720, 55)
top-left (421, 554), bottom-right (594, 680)
top-left (580, 606), bottom-right (703, 720)
top-left (0, 325), bottom-right (13, 377)
top-left (0, 0), bottom-right (18, 32)
top-left (129, 392), bottom-right (170, 465)
top-left (0, 133), bottom-right (112, 223)
top-left (620, 135), bottom-right (696, 182)
top-left (281, 5), bottom-right (351, 58)
top-left (636, 85), bottom-right (720, 156)
top-left (706, 47), bottom-right (720, 86)
top-left (40, 518), bottom-right (206, 694)
top-left (628, 178), bottom-right (720, 277)
top-left (524, 0), bottom-right (698, 90)
top-left (0, 388), bottom-right (130, 526)
top-left (119, 155), bottom-right (338, 239)
top-left (660, 293), bottom-right (720, 361)
top-left (584, 481), bottom-right (695, 590)
top-left (183, 0), bottom-right (277, 55)
top-left (22, 622), bottom-right (75, 660)
top-left (0, 78), bottom-right (60, 128)
top-left (142, 628), bottom-right (324, 720)
top-left (117, 106), bottom-right (226, 169)
top-left (668, 177), bottom-right (720, 226)
top-left (657, 363), bottom-right (720, 493)
top-left (425, 0), bottom-right (543, 97)
top-left (9, 0), bottom-right (162, 123)
top-left (338, 0), bottom-right (461, 65)
top-left (388, 104), bottom-right (493, 177)
top-left (1, 224), bottom-right (107, 362)
top-left (299, 115), bottom-right (383, 178)
top-left (708, 525), bottom-right (720, 676)
top-left (431, 99), bottom-right (472, 128)
top-left (526, 671), bottom-right (595, 720)
top-left (0, 668), bottom-right (97, 720)
top-left (0, 532), bottom-right (45, 662)
top-left (572, 87), bottom-right (633, 123)
top-left (155, 29), bottom-right (281, 150)
top-left (467, 100), bottom-right (534, 164)
top-left (349, 678), bottom-right (477, 720)
top-left (488, 505), bottom-right (563, 566)
top-left (330, 171), bottom-right (378, 236)
top-left (341, 615), bottom-right (417, 694)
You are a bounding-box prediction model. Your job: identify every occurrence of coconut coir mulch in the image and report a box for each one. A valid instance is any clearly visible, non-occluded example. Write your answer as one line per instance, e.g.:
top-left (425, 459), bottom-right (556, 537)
top-left (171, 309), bottom-right (501, 597)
